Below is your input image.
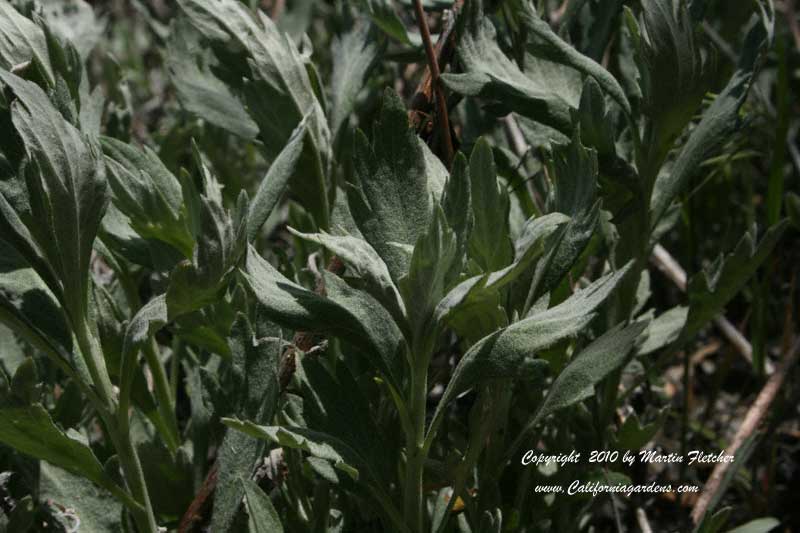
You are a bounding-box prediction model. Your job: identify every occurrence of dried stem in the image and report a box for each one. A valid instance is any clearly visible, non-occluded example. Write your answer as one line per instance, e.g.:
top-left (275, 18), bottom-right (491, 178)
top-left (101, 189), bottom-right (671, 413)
top-left (690, 336), bottom-right (800, 525)
top-left (412, 0), bottom-right (454, 167)
top-left (178, 462), bottom-right (219, 533)
top-left (650, 244), bottom-right (774, 373)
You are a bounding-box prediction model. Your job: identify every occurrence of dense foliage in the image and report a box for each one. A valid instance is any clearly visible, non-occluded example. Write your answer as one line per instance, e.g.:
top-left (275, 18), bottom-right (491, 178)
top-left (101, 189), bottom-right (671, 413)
top-left (0, 0), bottom-right (798, 532)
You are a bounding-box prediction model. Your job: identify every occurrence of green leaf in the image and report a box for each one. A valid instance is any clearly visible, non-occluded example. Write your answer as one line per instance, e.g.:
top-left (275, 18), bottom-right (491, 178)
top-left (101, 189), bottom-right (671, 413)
top-left (626, 0), bottom-right (714, 158)
top-left (0, 70), bottom-right (108, 323)
top-left (0, 241), bottom-right (73, 368)
top-left (0, 404), bottom-right (119, 492)
top-left (576, 78), bottom-right (617, 155)
top-left (441, 1), bottom-right (580, 136)
top-left (468, 138), bottom-right (512, 272)
top-left (530, 321), bottom-right (648, 427)
top-left (349, 88), bottom-right (433, 280)
top-left (636, 306), bottom-right (687, 356)
top-left (330, 22), bottom-right (381, 144)
top-left (178, 0), bottom-right (331, 226)
top-left (9, 357), bottom-right (38, 405)
top-left (101, 137), bottom-right (194, 257)
top-left (429, 262), bottom-right (632, 437)
top-left (120, 295), bottom-right (168, 399)
top-left (436, 212), bottom-right (569, 340)
top-left (241, 478), bottom-right (283, 533)
top-left (525, 202), bottom-right (600, 306)
top-left (724, 518), bottom-right (779, 533)
top-left (6, 495), bottom-right (35, 532)
top-left (222, 420), bottom-right (361, 481)
top-left (400, 206), bottom-right (458, 349)
top-left (442, 153), bottom-right (473, 270)
top-left (613, 410), bottom-right (666, 451)
top-left (297, 357), bottom-right (393, 486)
top-left (548, 129), bottom-right (598, 217)
top-left (166, 19), bottom-right (259, 140)
top-left (39, 462), bottom-right (123, 533)
top-left (166, 156), bottom-right (249, 318)
top-left (0, 3), bottom-right (53, 85)
top-left (240, 247), bottom-right (404, 388)
top-left (679, 223), bottom-right (787, 344)
top-left (212, 314), bottom-right (282, 533)
top-left (649, 5), bottom-right (771, 222)
top-left (361, 0), bottom-right (411, 44)
top-left (520, 6), bottom-right (631, 117)
top-left (287, 228), bottom-right (405, 322)
top-left (247, 120), bottom-right (309, 241)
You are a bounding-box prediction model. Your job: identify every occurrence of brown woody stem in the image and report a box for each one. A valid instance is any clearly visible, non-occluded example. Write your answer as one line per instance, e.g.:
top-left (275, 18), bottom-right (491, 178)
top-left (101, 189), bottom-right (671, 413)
top-left (412, 0), bottom-right (454, 168)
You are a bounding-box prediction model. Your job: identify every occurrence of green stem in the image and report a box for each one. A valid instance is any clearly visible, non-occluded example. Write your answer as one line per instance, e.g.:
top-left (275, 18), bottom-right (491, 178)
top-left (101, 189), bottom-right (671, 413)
top-left (113, 414), bottom-right (159, 533)
top-left (74, 317), bottom-right (117, 413)
top-left (74, 317), bottom-right (158, 533)
top-left (404, 359), bottom-right (428, 533)
top-left (144, 339), bottom-right (180, 451)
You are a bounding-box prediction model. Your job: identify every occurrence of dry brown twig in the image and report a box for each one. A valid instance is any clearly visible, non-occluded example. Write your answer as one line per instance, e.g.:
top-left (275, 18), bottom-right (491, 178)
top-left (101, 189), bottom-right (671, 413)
top-left (411, 0), bottom-right (457, 167)
top-left (690, 336), bottom-right (800, 525)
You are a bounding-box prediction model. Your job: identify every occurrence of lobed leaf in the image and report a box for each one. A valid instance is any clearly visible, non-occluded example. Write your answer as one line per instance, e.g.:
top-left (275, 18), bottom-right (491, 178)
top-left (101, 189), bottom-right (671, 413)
top-left (348, 88), bottom-right (434, 280)
top-left (428, 262), bottom-right (633, 441)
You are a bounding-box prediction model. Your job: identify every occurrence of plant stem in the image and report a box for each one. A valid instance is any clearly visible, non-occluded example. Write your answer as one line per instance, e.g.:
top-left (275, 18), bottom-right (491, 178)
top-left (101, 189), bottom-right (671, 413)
top-left (75, 317), bottom-right (159, 533)
top-left (144, 339), bottom-right (180, 451)
top-left (404, 358), bottom-right (428, 532)
top-left (113, 414), bottom-right (160, 533)
top-left (74, 317), bottom-right (117, 414)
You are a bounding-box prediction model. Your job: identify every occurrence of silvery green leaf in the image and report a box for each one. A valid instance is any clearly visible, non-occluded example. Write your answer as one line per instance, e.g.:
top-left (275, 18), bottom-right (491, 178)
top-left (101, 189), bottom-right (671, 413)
top-left (240, 247), bottom-right (404, 388)
top-left (723, 518), bottom-right (780, 533)
top-left (167, 152), bottom-right (249, 318)
top-left (212, 315), bottom-right (282, 533)
top-left (101, 137), bottom-right (194, 257)
top-left (441, 0), bottom-right (580, 136)
top-left (0, 2), bottom-right (53, 85)
top-left (679, 222), bottom-right (786, 345)
top-left (468, 138), bottom-right (512, 272)
top-left (520, 5), bottom-right (631, 117)
top-left (349, 89), bottom-right (433, 280)
top-left (178, 0), bottom-right (331, 226)
top-left (297, 357), bottom-right (393, 487)
top-left (548, 129), bottom-right (598, 217)
top-left (625, 0), bottom-right (714, 156)
top-left (436, 212), bottom-right (569, 340)
top-left (360, 0), bottom-right (411, 44)
top-left (166, 18), bottom-right (259, 140)
top-left (222, 420), bottom-right (361, 481)
top-left (0, 70), bottom-right (108, 323)
top-left (0, 241), bottom-right (72, 368)
top-left (442, 153), bottom-right (473, 263)
top-left (242, 478), bottom-right (283, 533)
top-left (287, 228), bottom-right (406, 322)
top-left (636, 306), bottom-right (687, 356)
top-left (39, 462), bottom-right (123, 533)
top-left (650, 8), bottom-right (772, 222)
top-left (0, 404), bottom-right (120, 493)
top-left (428, 262), bottom-right (632, 436)
top-left (528, 320), bottom-right (648, 428)
top-left (576, 77), bottom-right (616, 156)
top-left (247, 120), bottom-right (307, 241)
top-left (329, 22), bottom-right (380, 144)
top-left (400, 206), bottom-right (458, 349)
